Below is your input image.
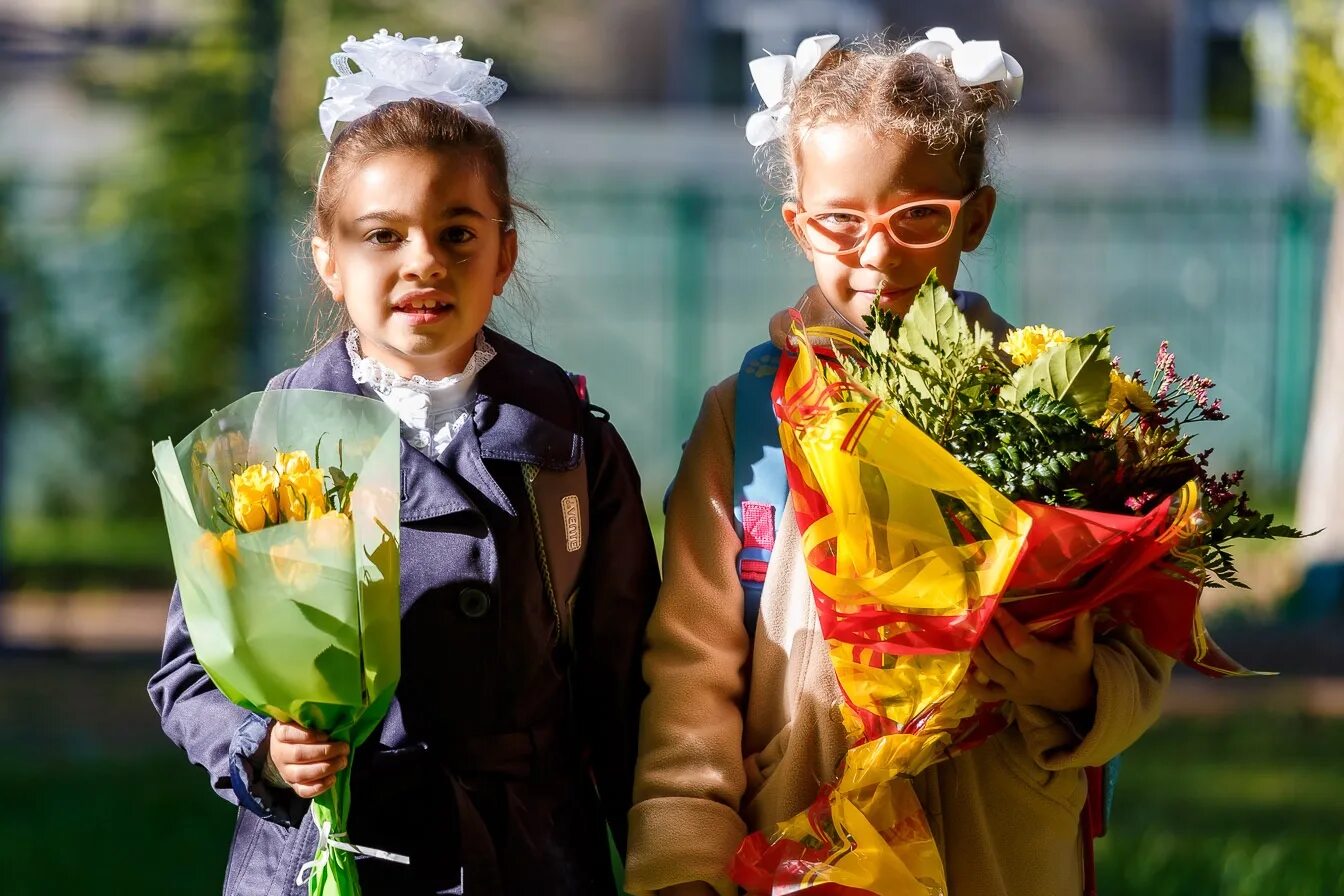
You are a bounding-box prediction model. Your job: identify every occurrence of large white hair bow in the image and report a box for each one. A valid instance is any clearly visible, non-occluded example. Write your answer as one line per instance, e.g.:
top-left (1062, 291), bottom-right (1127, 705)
top-left (745, 34), bottom-right (841, 147)
top-left (318, 29), bottom-right (508, 141)
top-left (905, 27), bottom-right (1024, 103)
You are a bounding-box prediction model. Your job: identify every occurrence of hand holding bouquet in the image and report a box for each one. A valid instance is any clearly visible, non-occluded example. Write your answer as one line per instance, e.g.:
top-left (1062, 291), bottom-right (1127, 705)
top-left (731, 274), bottom-right (1307, 895)
top-left (153, 388), bottom-right (402, 896)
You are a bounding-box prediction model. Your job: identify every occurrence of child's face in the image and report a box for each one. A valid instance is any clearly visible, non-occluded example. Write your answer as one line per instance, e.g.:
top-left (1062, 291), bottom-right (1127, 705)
top-left (312, 149), bottom-right (517, 379)
top-left (783, 123), bottom-right (995, 330)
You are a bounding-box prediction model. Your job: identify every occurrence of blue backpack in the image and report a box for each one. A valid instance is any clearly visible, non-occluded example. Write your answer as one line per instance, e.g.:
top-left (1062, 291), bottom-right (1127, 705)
top-left (727, 340), bottom-right (1118, 892)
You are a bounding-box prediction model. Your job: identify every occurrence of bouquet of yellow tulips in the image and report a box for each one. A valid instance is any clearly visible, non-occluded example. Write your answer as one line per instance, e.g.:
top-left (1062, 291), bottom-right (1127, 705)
top-left (153, 388), bottom-right (402, 896)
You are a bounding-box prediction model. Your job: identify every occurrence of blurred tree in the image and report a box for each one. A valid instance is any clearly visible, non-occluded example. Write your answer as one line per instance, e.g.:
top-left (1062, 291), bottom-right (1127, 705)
top-left (1286, 0), bottom-right (1344, 614)
top-left (5, 0), bottom-right (636, 574)
top-left (71, 0), bottom-right (261, 522)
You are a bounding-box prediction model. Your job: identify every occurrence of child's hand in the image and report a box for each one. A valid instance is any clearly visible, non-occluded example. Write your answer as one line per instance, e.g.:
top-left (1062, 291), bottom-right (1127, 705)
top-left (266, 721), bottom-right (349, 799)
top-left (967, 610), bottom-right (1097, 713)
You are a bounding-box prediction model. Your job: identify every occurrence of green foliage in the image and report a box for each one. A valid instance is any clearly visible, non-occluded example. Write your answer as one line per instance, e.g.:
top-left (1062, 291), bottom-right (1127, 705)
top-left (839, 272), bottom-right (1305, 582)
top-left (844, 272), bottom-right (1104, 506)
top-left (1288, 0), bottom-right (1344, 186)
top-left (1001, 328), bottom-right (1114, 421)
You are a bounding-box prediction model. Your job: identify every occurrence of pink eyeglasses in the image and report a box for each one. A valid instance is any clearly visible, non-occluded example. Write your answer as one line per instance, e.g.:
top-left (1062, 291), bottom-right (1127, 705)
top-left (794, 191), bottom-right (979, 254)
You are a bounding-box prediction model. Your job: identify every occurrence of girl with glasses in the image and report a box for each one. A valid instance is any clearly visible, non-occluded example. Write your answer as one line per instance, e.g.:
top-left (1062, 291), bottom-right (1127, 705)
top-left (626, 29), bottom-right (1171, 896)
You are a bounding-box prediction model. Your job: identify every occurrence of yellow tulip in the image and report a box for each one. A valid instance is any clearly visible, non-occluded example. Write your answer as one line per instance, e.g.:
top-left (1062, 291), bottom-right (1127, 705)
top-left (308, 511), bottom-right (353, 552)
top-left (275, 450), bottom-right (313, 476)
top-left (279, 468), bottom-right (330, 522)
top-left (269, 539), bottom-right (320, 590)
top-left (196, 531), bottom-right (236, 588)
top-left (231, 463), bottom-right (279, 532)
top-left (1000, 325), bottom-right (1070, 367)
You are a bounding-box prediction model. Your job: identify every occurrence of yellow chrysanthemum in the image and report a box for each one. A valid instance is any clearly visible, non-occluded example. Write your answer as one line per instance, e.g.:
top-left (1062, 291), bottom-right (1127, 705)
top-left (1000, 325), bottom-right (1070, 367)
top-left (1104, 370), bottom-right (1156, 419)
top-left (231, 463), bottom-right (279, 532)
top-left (278, 468), bottom-right (330, 522)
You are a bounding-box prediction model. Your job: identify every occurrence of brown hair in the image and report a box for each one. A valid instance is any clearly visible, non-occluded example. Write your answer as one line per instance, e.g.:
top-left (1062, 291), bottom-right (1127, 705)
top-left (763, 35), bottom-right (1011, 198)
top-left (305, 98), bottom-right (537, 352)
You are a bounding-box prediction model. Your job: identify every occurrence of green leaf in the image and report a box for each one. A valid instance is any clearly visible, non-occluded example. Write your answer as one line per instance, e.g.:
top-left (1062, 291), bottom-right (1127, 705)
top-left (1003, 328), bottom-right (1113, 419)
top-left (868, 323), bottom-right (890, 357)
top-left (896, 271), bottom-right (973, 363)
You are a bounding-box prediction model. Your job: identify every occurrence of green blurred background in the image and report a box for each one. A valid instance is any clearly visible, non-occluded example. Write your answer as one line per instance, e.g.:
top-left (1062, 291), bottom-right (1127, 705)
top-left (2, 0), bottom-right (1343, 893)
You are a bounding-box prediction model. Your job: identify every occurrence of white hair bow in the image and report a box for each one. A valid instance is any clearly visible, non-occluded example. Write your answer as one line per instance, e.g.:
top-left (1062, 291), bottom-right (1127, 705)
top-left (745, 34), bottom-right (841, 146)
top-left (905, 27), bottom-right (1024, 103)
top-left (318, 29), bottom-right (507, 141)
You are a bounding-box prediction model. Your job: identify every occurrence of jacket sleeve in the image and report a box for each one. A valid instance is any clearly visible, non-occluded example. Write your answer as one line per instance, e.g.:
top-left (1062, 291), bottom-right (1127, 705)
top-left (625, 379), bottom-right (751, 896)
top-left (1013, 624), bottom-right (1174, 769)
top-left (147, 585), bottom-right (310, 827)
top-left (573, 412), bottom-right (662, 854)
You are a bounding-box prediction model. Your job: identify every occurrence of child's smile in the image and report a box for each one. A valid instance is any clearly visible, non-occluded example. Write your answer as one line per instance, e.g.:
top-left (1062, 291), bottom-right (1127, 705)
top-left (313, 148), bottom-right (517, 379)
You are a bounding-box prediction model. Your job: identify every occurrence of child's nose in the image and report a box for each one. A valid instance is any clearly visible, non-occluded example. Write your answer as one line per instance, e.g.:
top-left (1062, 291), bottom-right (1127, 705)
top-left (857, 227), bottom-right (904, 272)
top-left (403, 234), bottom-right (448, 280)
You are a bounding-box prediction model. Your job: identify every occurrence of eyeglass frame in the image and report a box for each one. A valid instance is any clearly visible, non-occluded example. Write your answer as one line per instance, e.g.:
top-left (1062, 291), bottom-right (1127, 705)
top-left (792, 190), bottom-right (981, 255)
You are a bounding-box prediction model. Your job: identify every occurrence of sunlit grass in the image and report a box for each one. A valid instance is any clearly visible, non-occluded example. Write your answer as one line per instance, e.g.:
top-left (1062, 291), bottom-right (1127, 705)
top-left (1096, 713), bottom-right (1344, 895)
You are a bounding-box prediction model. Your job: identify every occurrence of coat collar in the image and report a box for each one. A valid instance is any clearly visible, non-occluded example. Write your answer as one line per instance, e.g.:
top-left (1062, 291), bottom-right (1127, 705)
top-left (283, 329), bottom-right (583, 522)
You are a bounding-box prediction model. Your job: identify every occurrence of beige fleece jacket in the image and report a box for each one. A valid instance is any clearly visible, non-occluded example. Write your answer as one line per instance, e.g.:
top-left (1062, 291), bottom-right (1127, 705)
top-left (625, 289), bottom-right (1174, 896)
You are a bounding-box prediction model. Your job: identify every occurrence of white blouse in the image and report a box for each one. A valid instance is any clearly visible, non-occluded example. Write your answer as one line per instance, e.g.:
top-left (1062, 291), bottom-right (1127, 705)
top-left (345, 330), bottom-right (495, 458)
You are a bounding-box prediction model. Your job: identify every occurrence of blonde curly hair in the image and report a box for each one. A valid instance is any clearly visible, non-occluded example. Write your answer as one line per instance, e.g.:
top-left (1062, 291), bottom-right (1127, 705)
top-left (761, 35), bottom-right (1011, 198)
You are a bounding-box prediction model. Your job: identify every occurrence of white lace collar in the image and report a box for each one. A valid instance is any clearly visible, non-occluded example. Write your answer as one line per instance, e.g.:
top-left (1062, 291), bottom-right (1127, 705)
top-left (346, 330), bottom-right (495, 393)
top-left (345, 330), bottom-right (495, 456)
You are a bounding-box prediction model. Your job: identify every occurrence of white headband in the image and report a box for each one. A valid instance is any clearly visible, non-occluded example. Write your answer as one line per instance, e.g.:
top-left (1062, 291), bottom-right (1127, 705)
top-left (318, 29), bottom-right (507, 142)
top-left (744, 28), bottom-right (1023, 146)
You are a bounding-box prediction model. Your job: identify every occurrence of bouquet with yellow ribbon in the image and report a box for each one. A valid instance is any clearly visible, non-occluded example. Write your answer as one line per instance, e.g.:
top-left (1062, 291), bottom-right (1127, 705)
top-left (730, 275), bottom-right (1302, 895)
top-left (153, 388), bottom-right (402, 896)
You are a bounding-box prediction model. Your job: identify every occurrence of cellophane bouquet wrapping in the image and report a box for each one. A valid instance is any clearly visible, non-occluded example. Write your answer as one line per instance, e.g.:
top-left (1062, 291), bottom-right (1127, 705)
top-left (730, 275), bottom-right (1304, 895)
top-left (153, 388), bottom-right (402, 896)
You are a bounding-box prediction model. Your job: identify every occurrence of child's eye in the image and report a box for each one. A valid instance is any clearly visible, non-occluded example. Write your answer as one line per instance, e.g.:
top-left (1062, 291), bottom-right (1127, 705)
top-left (442, 225), bottom-right (476, 245)
top-left (905, 205), bottom-right (937, 220)
top-left (365, 229), bottom-right (401, 245)
top-left (818, 212), bottom-right (863, 226)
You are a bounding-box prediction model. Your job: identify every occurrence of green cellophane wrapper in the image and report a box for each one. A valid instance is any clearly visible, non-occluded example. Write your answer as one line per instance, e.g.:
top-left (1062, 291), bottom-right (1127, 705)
top-left (152, 388), bottom-right (402, 896)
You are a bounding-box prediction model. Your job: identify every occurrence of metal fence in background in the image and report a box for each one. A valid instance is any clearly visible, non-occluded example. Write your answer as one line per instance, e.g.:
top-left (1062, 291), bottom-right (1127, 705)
top-left (423, 184), bottom-right (1331, 502)
top-left (3, 180), bottom-right (1331, 528)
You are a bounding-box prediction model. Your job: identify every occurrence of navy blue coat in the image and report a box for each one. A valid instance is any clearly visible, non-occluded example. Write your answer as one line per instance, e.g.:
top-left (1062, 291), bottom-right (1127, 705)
top-left (148, 331), bottom-right (661, 895)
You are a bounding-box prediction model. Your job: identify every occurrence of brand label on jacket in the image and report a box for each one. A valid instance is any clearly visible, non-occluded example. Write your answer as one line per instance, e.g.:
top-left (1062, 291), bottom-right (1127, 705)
top-left (562, 495), bottom-right (582, 552)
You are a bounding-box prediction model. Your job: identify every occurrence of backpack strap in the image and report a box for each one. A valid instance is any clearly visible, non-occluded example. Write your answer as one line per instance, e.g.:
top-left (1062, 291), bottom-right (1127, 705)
top-left (732, 341), bottom-right (789, 641)
top-left (520, 372), bottom-right (591, 658)
top-left (1082, 756), bottom-right (1122, 896)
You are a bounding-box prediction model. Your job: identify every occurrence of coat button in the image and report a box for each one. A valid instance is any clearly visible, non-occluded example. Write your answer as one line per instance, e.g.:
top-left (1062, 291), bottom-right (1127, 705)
top-left (458, 587), bottom-right (491, 619)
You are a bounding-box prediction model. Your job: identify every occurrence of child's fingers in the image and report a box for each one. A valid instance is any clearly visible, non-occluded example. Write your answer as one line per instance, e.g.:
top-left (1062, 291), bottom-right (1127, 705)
top-left (272, 722), bottom-right (331, 745)
top-left (970, 645), bottom-right (1015, 686)
top-left (281, 755), bottom-right (348, 784)
top-left (979, 620), bottom-right (1031, 673)
top-left (290, 776), bottom-right (336, 800)
top-left (1071, 611), bottom-right (1095, 653)
top-left (993, 610), bottom-right (1039, 652)
top-left (964, 673), bottom-right (1007, 703)
top-left (276, 740), bottom-right (348, 765)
